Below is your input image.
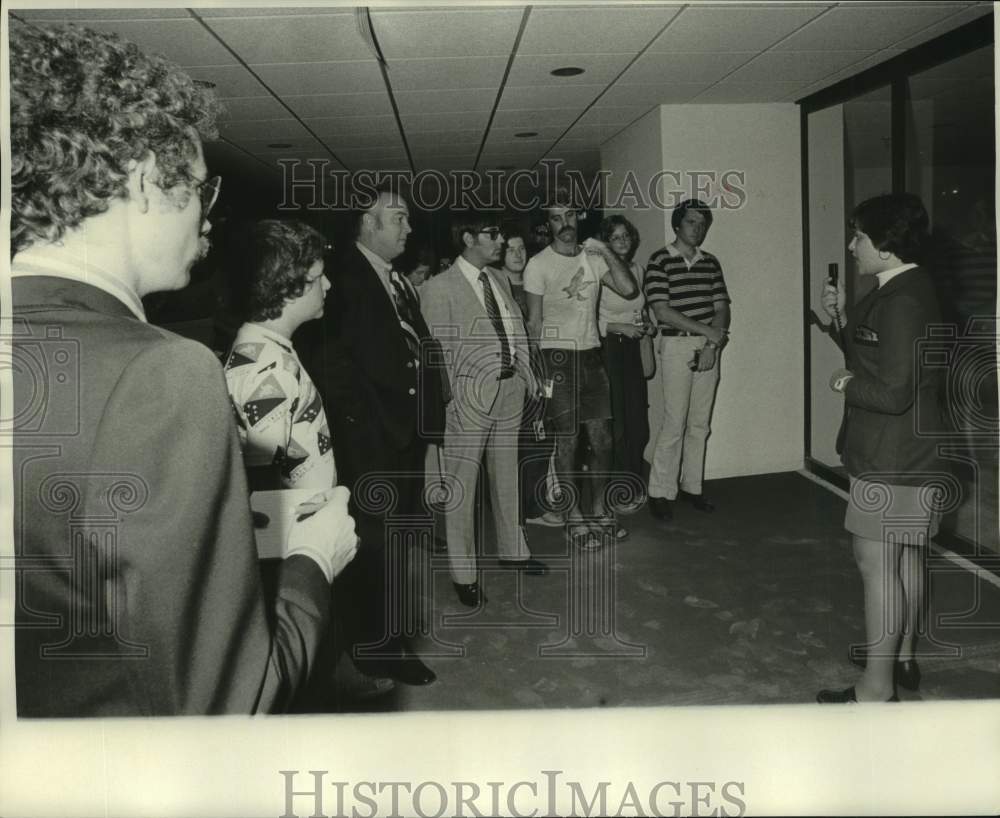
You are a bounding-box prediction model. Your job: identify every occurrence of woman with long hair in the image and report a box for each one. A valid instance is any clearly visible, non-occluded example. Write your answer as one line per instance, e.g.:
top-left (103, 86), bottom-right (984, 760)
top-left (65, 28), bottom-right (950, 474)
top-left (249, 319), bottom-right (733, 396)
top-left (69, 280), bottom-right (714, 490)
top-left (598, 215), bottom-right (653, 512)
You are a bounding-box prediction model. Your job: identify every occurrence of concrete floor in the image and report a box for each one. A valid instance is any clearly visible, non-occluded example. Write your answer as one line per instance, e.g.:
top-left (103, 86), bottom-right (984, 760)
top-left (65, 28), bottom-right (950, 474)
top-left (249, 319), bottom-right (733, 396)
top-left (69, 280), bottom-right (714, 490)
top-left (335, 471), bottom-right (1000, 712)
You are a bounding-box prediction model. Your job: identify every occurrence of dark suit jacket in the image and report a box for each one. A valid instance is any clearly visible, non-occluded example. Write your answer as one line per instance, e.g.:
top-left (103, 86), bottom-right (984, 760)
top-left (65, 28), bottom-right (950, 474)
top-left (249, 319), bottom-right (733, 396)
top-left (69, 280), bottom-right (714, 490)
top-left (301, 243), bottom-right (447, 459)
top-left (842, 266), bottom-right (946, 484)
top-left (12, 276), bottom-right (329, 716)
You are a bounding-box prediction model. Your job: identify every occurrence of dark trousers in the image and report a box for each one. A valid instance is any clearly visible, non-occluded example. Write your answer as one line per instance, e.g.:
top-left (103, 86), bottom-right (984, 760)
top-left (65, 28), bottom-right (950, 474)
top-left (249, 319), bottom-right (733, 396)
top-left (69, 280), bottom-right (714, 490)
top-left (332, 417), bottom-right (429, 661)
top-left (518, 392), bottom-right (554, 520)
top-left (601, 334), bottom-right (650, 483)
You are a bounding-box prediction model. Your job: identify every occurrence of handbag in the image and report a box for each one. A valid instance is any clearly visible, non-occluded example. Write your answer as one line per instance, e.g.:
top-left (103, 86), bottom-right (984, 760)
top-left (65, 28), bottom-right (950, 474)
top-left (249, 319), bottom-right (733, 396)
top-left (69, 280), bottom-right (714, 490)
top-left (639, 332), bottom-right (656, 379)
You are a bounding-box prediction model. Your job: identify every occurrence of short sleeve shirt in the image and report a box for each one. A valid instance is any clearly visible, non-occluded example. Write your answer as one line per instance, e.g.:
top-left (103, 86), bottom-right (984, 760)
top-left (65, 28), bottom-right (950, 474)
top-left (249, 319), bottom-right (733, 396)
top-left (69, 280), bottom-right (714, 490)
top-left (644, 243), bottom-right (730, 323)
top-left (225, 323), bottom-right (336, 489)
top-left (524, 245), bottom-right (607, 350)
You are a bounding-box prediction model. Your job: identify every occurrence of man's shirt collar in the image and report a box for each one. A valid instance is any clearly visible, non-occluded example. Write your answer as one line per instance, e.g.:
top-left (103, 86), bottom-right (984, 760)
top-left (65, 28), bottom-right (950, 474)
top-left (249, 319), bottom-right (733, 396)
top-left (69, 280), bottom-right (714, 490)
top-left (11, 245), bottom-right (147, 321)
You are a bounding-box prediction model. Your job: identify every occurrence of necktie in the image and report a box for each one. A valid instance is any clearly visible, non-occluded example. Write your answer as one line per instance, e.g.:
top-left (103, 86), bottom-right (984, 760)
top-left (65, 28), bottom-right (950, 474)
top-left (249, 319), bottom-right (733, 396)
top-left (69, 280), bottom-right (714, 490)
top-left (479, 270), bottom-right (512, 375)
top-left (389, 271), bottom-right (421, 357)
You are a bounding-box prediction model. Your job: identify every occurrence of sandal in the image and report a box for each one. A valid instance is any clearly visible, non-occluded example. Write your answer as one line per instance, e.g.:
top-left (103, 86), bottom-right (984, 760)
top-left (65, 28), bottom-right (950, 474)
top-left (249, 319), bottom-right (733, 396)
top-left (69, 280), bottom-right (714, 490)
top-left (566, 520), bottom-right (600, 550)
top-left (591, 515), bottom-right (629, 541)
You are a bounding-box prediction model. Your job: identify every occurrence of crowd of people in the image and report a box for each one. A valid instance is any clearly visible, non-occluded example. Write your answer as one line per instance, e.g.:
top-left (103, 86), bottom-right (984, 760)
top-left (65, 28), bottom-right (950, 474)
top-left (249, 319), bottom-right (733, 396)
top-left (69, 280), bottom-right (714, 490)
top-left (10, 21), bottom-right (949, 714)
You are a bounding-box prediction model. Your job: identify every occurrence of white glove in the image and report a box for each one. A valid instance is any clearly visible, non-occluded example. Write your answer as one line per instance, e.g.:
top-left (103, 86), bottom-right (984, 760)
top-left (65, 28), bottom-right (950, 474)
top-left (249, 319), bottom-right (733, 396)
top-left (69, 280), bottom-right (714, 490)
top-left (285, 485), bottom-right (358, 582)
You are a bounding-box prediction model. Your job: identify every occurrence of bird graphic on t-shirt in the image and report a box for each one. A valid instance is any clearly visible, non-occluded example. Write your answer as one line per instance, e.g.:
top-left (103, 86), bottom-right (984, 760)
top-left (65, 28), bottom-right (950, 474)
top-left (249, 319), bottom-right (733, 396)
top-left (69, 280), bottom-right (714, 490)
top-left (562, 266), bottom-right (593, 301)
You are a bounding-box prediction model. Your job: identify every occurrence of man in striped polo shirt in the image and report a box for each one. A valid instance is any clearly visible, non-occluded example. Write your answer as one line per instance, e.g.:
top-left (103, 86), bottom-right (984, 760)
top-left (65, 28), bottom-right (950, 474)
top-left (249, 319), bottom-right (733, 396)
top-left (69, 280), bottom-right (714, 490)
top-left (643, 199), bottom-right (731, 522)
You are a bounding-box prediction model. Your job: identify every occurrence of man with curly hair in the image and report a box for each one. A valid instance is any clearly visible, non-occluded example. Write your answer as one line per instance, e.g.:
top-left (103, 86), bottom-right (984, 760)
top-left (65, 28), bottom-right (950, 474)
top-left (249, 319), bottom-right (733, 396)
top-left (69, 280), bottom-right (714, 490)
top-left (224, 220), bottom-right (336, 491)
top-left (9, 22), bottom-right (358, 716)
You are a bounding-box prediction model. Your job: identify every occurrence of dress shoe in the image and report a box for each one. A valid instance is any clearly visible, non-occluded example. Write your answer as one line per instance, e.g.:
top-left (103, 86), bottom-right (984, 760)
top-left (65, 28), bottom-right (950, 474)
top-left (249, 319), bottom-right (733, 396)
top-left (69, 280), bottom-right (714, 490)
top-left (816, 685), bottom-right (898, 703)
top-left (499, 558), bottom-right (549, 575)
top-left (649, 496), bottom-right (674, 521)
top-left (849, 649), bottom-right (921, 691)
top-left (371, 656), bottom-right (436, 686)
top-left (453, 581), bottom-right (486, 607)
top-left (678, 490), bottom-right (715, 512)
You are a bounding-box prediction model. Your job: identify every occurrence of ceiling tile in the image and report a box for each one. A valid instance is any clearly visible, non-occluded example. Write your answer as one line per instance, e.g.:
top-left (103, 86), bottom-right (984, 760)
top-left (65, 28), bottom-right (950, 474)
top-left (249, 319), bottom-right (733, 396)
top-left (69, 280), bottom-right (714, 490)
top-left (619, 51), bottom-right (758, 85)
top-left (218, 118), bottom-right (312, 140)
top-left (197, 8), bottom-right (359, 18)
top-left (284, 92), bottom-right (394, 119)
top-left (507, 53), bottom-right (634, 87)
top-left (305, 115), bottom-right (399, 137)
top-left (499, 84), bottom-right (607, 110)
top-left (387, 57), bottom-right (509, 91)
top-left (67, 19), bottom-right (238, 67)
top-left (186, 65), bottom-right (270, 99)
top-left (252, 61), bottom-right (384, 96)
top-left (17, 8), bottom-right (189, 20)
top-left (606, 82), bottom-right (714, 106)
top-left (726, 51), bottom-right (874, 84)
top-left (408, 130), bottom-right (484, 148)
top-left (691, 82), bottom-right (810, 103)
top-left (490, 126), bottom-right (570, 141)
top-left (203, 13), bottom-right (373, 64)
top-left (217, 97), bottom-right (290, 121)
top-left (517, 4), bottom-right (683, 55)
top-left (774, 5), bottom-right (974, 51)
top-left (788, 48), bottom-right (904, 99)
top-left (649, 5), bottom-right (830, 52)
top-left (370, 8), bottom-right (524, 58)
top-left (401, 110), bottom-right (492, 133)
top-left (890, 4), bottom-right (994, 51)
top-left (562, 123), bottom-right (630, 142)
top-left (237, 136), bottom-right (327, 155)
top-left (322, 132), bottom-right (407, 151)
top-left (577, 105), bottom-right (653, 126)
top-left (394, 88), bottom-right (498, 115)
top-left (492, 108), bottom-right (584, 129)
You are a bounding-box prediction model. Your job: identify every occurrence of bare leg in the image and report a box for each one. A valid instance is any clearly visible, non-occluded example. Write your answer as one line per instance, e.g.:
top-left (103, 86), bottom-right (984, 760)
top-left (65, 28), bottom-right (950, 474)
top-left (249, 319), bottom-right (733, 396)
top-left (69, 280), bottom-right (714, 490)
top-left (897, 543), bottom-right (926, 661)
top-left (552, 424), bottom-right (581, 520)
top-left (853, 534), bottom-right (903, 700)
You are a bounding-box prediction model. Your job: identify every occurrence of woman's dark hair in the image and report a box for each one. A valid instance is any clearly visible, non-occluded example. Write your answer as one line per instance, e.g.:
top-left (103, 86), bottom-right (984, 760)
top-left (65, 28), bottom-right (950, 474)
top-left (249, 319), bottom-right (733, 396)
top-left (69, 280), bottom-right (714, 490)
top-left (11, 22), bottom-right (220, 254)
top-left (850, 193), bottom-right (929, 264)
top-left (231, 220), bottom-right (328, 322)
top-left (671, 198), bottom-right (714, 232)
top-left (598, 215), bottom-right (640, 262)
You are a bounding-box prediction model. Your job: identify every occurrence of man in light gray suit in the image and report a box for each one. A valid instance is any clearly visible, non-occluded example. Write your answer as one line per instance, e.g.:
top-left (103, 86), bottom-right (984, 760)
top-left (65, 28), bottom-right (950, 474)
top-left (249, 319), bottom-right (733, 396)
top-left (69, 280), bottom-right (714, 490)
top-left (421, 213), bottom-right (549, 607)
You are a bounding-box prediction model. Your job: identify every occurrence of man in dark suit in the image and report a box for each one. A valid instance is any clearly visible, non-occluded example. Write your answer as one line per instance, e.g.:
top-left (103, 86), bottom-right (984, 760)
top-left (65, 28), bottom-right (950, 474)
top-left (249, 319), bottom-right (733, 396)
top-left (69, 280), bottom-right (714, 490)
top-left (303, 189), bottom-right (447, 685)
top-left (9, 21), bottom-right (358, 716)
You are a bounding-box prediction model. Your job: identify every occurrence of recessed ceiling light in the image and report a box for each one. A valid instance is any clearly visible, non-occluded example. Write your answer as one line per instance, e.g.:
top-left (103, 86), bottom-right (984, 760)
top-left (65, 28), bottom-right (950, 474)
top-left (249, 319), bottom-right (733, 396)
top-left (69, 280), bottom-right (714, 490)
top-left (267, 142), bottom-right (293, 149)
top-left (550, 67), bottom-right (584, 77)
top-left (515, 131), bottom-right (538, 138)
top-left (193, 79), bottom-right (216, 89)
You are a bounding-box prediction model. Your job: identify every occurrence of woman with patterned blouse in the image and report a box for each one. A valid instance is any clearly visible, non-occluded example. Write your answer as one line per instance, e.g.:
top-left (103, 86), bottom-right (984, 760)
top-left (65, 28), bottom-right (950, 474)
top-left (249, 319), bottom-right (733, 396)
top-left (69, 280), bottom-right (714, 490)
top-left (225, 219), bottom-right (336, 490)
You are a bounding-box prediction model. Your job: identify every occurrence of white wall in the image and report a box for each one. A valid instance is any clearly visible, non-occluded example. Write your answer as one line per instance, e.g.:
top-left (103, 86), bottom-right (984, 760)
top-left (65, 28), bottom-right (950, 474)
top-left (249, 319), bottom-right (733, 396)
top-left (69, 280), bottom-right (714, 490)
top-left (602, 104), bottom-right (805, 480)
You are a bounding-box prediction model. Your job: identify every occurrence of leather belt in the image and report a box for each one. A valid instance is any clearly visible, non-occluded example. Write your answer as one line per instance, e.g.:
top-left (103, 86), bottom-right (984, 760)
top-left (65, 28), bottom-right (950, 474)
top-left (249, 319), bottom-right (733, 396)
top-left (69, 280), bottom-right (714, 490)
top-left (659, 328), bottom-right (698, 337)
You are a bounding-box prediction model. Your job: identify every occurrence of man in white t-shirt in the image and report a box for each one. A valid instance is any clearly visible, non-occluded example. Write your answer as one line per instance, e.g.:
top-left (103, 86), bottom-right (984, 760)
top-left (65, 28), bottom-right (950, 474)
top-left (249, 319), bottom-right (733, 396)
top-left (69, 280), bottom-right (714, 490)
top-left (523, 199), bottom-right (639, 544)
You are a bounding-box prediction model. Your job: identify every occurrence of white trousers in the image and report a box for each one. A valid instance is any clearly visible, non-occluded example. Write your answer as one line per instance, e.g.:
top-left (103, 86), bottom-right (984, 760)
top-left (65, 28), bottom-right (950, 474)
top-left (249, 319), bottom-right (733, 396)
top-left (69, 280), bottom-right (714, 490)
top-left (648, 335), bottom-right (720, 500)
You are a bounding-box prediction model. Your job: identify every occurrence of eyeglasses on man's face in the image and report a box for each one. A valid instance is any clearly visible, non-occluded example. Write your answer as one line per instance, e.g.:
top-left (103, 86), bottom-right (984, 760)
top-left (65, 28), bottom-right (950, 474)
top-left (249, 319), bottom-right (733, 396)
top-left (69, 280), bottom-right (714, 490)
top-left (194, 175), bottom-right (222, 221)
top-left (479, 227), bottom-right (504, 241)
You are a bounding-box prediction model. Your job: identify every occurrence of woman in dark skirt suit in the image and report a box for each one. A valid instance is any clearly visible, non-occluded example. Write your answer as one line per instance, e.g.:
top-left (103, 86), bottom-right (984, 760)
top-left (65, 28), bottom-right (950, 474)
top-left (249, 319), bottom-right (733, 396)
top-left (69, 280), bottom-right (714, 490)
top-left (817, 193), bottom-right (947, 704)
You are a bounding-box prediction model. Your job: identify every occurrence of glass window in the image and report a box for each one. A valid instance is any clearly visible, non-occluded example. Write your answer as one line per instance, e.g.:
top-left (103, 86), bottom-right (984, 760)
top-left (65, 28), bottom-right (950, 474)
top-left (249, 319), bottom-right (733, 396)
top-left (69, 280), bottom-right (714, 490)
top-left (906, 45), bottom-right (997, 552)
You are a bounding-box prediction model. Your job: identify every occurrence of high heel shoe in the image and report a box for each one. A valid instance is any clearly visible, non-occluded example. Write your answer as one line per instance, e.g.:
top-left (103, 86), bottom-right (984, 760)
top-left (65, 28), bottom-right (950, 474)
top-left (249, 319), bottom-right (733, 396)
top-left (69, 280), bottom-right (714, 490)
top-left (848, 649), bottom-right (921, 691)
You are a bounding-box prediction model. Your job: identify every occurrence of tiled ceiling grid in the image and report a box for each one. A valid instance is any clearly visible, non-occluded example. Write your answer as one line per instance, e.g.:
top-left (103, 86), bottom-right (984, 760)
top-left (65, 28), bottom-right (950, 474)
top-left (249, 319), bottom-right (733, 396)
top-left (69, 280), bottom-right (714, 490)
top-left (12, 2), bottom-right (993, 183)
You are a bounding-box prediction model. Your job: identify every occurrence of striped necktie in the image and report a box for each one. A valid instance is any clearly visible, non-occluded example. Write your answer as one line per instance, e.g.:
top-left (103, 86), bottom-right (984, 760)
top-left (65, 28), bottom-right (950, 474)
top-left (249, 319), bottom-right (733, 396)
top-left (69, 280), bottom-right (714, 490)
top-left (478, 269), bottom-right (513, 375)
top-left (389, 271), bottom-right (421, 356)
